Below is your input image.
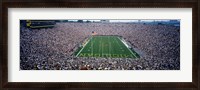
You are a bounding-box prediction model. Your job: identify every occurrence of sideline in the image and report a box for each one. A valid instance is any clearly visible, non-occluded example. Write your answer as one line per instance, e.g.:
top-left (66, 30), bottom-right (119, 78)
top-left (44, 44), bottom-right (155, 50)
top-left (117, 37), bottom-right (137, 58)
top-left (75, 37), bottom-right (92, 57)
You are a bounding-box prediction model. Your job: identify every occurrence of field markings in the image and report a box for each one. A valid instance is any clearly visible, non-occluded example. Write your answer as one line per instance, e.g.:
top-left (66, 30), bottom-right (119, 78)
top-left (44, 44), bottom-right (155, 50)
top-left (91, 36), bottom-right (93, 56)
top-left (114, 37), bottom-right (122, 54)
top-left (102, 37), bottom-right (104, 57)
top-left (117, 37), bottom-right (137, 58)
top-left (98, 37), bottom-right (101, 56)
top-left (109, 36), bottom-right (111, 57)
top-left (76, 36), bottom-right (138, 58)
top-left (75, 37), bottom-right (92, 57)
top-left (101, 36), bottom-right (103, 57)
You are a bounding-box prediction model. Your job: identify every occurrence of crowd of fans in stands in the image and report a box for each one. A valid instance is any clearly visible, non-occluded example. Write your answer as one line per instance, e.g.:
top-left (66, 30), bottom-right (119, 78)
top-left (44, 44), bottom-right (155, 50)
top-left (20, 22), bottom-right (180, 70)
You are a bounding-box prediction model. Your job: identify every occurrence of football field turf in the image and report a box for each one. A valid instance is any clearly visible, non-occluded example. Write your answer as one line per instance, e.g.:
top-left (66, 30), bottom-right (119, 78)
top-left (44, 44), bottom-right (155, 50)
top-left (75, 36), bottom-right (139, 58)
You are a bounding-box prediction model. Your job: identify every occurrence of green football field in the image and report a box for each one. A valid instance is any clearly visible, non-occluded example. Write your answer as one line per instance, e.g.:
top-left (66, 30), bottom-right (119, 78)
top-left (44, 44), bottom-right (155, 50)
top-left (75, 36), bottom-right (139, 58)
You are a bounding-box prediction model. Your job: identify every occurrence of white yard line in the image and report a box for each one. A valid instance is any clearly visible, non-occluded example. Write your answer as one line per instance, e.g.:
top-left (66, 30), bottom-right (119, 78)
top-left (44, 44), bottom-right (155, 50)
top-left (75, 37), bottom-right (92, 57)
top-left (92, 37), bottom-right (93, 55)
top-left (117, 37), bottom-right (137, 58)
top-left (109, 36), bottom-right (111, 57)
top-left (127, 46), bottom-right (137, 58)
top-left (109, 36), bottom-right (112, 57)
top-left (98, 38), bottom-right (100, 54)
top-left (102, 37), bottom-right (103, 56)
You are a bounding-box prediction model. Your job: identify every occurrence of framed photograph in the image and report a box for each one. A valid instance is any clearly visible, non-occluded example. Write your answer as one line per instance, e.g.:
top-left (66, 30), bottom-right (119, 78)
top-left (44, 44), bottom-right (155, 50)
top-left (1, 0), bottom-right (199, 89)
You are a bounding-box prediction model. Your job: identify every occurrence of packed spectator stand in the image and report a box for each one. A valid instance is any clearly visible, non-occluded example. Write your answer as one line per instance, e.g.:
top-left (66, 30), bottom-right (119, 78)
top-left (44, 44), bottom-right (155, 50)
top-left (20, 22), bottom-right (180, 70)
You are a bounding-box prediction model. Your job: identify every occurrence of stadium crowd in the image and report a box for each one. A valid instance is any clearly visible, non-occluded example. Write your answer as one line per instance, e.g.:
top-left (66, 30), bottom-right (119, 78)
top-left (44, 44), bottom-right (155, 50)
top-left (20, 22), bottom-right (180, 70)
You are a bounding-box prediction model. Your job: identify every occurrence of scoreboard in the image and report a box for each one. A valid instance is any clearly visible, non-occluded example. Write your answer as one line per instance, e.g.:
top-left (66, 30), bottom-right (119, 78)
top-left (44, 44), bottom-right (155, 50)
top-left (21, 20), bottom-right (56, 29)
